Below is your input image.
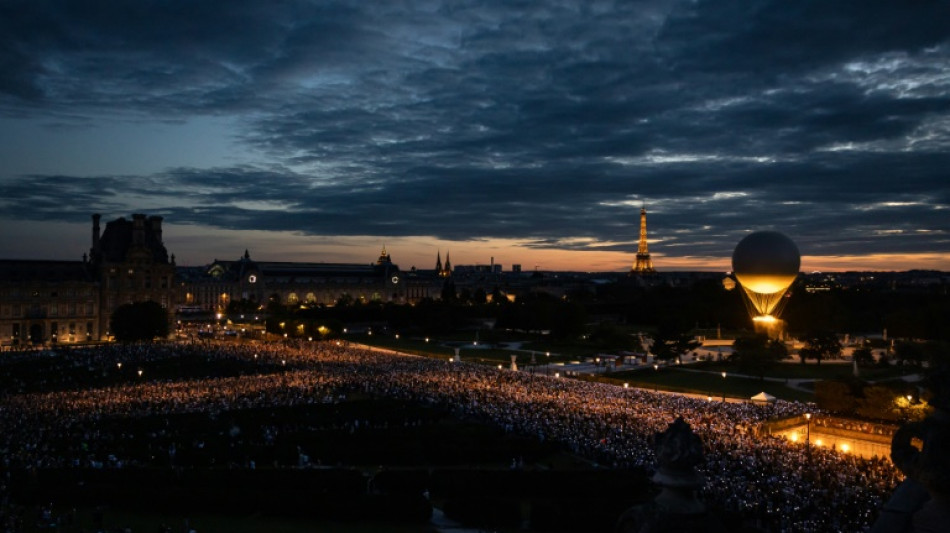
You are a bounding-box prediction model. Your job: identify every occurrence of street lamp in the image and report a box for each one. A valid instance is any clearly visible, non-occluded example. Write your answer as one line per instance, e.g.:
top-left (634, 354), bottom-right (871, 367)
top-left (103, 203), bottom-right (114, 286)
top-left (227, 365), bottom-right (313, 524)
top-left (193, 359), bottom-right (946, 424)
top-left (721, 371), bottom-right (727, 402)
top-left (653, 364), bottom-right (659, 392)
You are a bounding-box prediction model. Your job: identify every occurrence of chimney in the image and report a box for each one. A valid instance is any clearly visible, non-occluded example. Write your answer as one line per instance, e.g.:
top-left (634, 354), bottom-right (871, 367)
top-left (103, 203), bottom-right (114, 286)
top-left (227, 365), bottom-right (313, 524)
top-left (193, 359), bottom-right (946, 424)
top-left (149, 215), bottom-right (163, 244)
top-left (132, 213), bottom-right (146, 246)
top-left (92, 213), bottom-right (101, 257)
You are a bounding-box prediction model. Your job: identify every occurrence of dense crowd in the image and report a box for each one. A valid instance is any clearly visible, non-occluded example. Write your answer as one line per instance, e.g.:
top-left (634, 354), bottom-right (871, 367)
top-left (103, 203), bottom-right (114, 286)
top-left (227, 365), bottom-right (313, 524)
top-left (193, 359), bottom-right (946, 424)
top-left (0, 340), bottom-right (902, 532)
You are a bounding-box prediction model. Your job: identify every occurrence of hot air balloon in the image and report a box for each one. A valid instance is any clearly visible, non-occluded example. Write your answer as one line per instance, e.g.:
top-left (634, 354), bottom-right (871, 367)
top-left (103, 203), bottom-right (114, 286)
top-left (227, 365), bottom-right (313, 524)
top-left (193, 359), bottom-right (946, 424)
top-left (731, 231), bottom-right (800, 323)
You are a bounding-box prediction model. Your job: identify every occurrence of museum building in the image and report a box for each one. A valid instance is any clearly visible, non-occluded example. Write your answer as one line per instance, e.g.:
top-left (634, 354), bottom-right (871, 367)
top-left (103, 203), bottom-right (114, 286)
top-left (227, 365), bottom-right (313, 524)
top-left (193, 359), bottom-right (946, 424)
top-left (0, 214), bottom-right (416, 347)
top-left (0, 214), bottom-right (178, 346)
top-left (177, 247), bottom-right (406, 314)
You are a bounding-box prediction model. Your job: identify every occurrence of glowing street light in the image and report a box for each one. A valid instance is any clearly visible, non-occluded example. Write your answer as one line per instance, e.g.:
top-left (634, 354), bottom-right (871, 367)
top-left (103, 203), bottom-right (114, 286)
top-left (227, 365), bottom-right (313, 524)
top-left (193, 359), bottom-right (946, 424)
top-left (721, 371), bottom-right (727, 402)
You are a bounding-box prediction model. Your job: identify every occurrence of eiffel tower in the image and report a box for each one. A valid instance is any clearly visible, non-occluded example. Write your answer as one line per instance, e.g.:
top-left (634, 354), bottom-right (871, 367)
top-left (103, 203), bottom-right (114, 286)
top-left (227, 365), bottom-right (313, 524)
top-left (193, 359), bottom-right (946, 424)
top-left (631, 207), bottom-right (656, 274)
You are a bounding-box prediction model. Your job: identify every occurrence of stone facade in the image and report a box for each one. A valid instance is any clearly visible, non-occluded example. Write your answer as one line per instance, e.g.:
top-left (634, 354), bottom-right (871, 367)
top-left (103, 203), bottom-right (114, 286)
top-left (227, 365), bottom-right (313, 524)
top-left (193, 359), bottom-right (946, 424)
top-left (0, 213), bottom-right (178, 347)
top-left (177, 248), bottom-right (405, 314)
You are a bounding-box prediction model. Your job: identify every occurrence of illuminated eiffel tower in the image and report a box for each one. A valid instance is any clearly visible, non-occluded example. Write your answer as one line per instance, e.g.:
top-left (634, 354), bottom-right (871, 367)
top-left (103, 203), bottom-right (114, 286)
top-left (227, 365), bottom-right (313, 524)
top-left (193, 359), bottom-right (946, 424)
top-left (631, 207), bottom-right (656, 274)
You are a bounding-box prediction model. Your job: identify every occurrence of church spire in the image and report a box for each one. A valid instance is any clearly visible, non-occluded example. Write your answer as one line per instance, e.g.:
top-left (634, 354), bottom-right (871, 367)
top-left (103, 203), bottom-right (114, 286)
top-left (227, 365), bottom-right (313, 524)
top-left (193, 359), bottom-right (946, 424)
top-left (440, 251), bottom-right (452, 278)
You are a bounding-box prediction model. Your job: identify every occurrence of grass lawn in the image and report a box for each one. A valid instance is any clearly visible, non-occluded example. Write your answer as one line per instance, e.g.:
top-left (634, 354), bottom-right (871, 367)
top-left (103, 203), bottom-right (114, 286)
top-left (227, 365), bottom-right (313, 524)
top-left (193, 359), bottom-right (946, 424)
top-left (348, 336), bottom-right (818, 402)
top-left (350, 334), bottom-right (588, 365)
top-left (601, 367), bottom-right (815, 403)
top-left (687, 360), bottom-right (909, 381)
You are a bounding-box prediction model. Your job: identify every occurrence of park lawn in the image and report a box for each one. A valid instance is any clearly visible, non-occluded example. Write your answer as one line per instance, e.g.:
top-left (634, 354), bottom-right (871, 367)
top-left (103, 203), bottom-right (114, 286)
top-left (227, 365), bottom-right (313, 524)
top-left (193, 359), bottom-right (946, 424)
top-left (348, 334), bottom-right (456, 359)
top-left (602, 367), bottom-right (814, 403)
top-left (687, 360), bottom-right (908, 381)
top-left (352, 335), bottom-right (582, 365)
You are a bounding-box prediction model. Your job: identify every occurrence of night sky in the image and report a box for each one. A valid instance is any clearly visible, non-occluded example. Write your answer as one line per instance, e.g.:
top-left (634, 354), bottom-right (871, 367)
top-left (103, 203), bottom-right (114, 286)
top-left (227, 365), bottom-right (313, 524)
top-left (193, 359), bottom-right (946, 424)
top-left (1, 1), bottom-right (948, 272)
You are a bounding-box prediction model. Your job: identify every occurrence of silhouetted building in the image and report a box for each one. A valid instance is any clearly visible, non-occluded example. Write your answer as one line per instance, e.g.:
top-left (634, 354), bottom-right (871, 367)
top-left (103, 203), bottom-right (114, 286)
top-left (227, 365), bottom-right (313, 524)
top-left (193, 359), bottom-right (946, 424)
top-left (178, 247), bottom-right (404, 313)
top-left (0, 213), bottom-right (178, 346)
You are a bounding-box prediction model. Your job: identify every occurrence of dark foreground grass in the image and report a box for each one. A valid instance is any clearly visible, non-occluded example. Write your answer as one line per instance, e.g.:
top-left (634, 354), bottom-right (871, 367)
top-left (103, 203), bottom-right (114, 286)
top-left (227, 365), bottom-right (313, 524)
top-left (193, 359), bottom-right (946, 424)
top-left (21, 507), bottom-right (437, 533)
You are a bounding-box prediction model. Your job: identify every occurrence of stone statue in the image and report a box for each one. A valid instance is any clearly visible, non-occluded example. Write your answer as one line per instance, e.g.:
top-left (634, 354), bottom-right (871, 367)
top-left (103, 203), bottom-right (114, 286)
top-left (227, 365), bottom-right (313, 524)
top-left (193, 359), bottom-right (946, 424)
top-left (616, 417), bottom-right (726, 533)
top-left (871, 368), bottom-right (950, 532)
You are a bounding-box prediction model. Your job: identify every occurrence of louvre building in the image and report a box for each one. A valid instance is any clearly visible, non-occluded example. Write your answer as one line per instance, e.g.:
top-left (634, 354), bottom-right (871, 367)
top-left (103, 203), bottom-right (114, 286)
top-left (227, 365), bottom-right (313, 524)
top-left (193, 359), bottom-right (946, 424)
top-left (0, 214), bottom-right (405, 348)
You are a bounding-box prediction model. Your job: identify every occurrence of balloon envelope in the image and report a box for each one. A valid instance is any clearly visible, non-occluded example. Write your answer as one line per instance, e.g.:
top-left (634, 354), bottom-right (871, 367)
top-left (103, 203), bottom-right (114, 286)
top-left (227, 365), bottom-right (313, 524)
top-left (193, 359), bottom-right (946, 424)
top-left (732, 231), bottom-right (800, 316)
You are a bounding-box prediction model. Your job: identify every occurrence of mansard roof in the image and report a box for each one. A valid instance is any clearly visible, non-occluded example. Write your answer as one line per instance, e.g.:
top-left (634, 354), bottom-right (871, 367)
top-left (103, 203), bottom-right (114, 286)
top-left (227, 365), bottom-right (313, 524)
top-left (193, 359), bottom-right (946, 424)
top-left (0, 260), bottom-right (96, 284)
top-left (187, 251), bottom-right (400, 283)
top-left (98, 215), bottom-right (169, 264)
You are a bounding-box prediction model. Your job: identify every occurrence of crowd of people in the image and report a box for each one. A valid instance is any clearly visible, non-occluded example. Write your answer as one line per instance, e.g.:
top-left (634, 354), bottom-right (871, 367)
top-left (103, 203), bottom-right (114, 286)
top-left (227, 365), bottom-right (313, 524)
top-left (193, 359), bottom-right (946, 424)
top-left (0, 339), bottom-right (903, 532)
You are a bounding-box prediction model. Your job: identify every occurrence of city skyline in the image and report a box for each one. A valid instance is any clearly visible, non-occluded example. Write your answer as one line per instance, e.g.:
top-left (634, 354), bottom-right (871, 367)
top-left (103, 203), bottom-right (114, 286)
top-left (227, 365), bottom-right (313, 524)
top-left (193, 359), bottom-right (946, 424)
top-left (1, 2), bottom-right (949, 272)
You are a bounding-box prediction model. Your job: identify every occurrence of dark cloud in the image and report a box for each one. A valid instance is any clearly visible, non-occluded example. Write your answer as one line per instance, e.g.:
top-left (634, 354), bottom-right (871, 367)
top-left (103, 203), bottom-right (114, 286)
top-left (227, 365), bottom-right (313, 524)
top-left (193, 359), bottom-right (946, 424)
top-left (1, 0), bottom-right (949, 266)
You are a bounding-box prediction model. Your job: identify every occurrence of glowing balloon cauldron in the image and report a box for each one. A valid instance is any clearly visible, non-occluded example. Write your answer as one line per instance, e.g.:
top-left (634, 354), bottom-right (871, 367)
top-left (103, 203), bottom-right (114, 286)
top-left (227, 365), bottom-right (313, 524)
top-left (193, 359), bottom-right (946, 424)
top-left (731, 231), bottom-right (800, 320)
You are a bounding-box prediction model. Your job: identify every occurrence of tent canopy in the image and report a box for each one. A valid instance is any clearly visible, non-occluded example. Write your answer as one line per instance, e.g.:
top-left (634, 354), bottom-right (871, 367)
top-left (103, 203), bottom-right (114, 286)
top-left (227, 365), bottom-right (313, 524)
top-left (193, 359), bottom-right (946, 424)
top-left (751, 391), bottom-right (777, 403)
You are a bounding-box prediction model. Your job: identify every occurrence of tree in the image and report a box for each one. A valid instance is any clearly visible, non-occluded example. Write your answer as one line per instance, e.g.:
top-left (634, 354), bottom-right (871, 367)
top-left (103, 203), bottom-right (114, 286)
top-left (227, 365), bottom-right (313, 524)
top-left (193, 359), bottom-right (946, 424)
top-left (815, 380), bottom-right (858, 415)
top-left (923, 340), bottom-right (950, 371)
top-left (472, 288), bottom-right (487, 305)
top-left (852, 344), bottom-right (875, 367)
top-left (227, 298), bottom-right (259, 315)
top-left (110, 301), bottom-right (170, 342)
top-left (894, 341), bottom-right (925, 368)
top-left (590, 323), bottom-right (630, 351)
top-left (799, 330), bottom-right (842, 365)
top-left (490, 287), bottom-right (509, 306)
top-left (856, 385), bottom-right (901, 421)
top-left (730, 334), bottom-right (788, 380)
top-left (441, 279), bottom-right (457, 302)
top-left (649, 322), bottom-right (700, 364)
